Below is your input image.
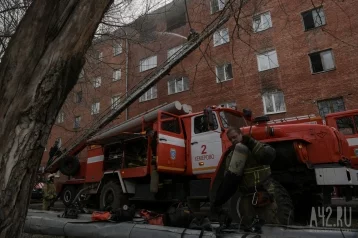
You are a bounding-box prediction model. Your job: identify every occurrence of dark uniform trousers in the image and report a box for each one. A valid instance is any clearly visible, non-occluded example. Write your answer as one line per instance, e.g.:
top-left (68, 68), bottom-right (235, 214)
top-left (225, 143), bottom-right (280, 226)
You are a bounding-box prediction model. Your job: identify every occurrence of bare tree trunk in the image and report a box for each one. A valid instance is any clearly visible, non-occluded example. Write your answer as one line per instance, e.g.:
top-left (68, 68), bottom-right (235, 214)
top-left (0, 0), bottom-right (113, 237)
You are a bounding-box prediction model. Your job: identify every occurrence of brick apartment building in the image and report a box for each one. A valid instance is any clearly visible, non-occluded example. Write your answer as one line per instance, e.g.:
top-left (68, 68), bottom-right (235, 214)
top-left (41, 0), bottom-right (358, 167)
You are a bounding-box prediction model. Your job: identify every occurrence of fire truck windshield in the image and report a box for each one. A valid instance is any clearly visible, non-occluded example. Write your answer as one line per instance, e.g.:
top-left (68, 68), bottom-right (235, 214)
top-left (219, 111), bottom-right (248, 129)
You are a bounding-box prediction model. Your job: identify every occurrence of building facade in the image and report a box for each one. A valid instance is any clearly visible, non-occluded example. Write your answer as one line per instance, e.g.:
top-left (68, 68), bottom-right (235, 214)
top-left (41, 0), bottom-right (358, 166)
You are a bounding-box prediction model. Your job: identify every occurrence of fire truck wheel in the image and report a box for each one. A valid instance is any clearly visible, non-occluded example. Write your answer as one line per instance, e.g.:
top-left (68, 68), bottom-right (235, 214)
top-left (229, 179), bottom-right (295, 225)
top-left (59, 156), bottom-right (80, 176)
top-left (61, 186), bottom-right (77, 207)
top-left (99, 181), bottom-right (128, 210)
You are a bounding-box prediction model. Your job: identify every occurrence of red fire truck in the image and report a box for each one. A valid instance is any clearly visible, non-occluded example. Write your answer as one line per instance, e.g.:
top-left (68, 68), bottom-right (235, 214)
top-left (54, 101), bottom-right (357, 223)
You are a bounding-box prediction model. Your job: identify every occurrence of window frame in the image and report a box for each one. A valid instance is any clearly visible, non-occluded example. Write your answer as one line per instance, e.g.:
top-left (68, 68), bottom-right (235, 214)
top-left (215, 63), bottom-right (233, 83)
top-left (93, 77), bottom-right (101, 88)
top-left (252, 11), bottom-right (273, 33)
top-left (91, 101), bottom-right (100, 115)
top-left (167, 77), bottom-right (189, 95)
top-left (113, 69), bottom-right (121, 81)
top-left (74, 116), bottom-right (81, 129)
top-left (308, 49), bottom-right (336, 74)
top-left (317, 97), bottom-right (345, 118)
top-left (210, 0), bottom-right (226, 14)
top-left (262, 91), bottom-right (286, 115)
top-left (56, 112), bottom-right (64, 124)
top-left (139, 85), bottom-right (158, 102)
top-left (301, 7), bottom-right (326, 31)
top-left (139, 55), bottom-right (157, 72)
top-left (111, 95), bottom-right (121, 110)
top-left (213, 28), bottom-right (229, 47)
top-left (256, 50), bottom-right (279, 72)
top-left (113, 43), bottom-right (122, 56)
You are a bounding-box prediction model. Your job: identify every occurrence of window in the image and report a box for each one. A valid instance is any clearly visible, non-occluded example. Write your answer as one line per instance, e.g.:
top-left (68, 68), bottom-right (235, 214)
top-left (309, 49), bottom-right (335, 73)
top-left (336, 117), bottom-right (357, 135)
top-left (160, 114), bottom-right (181, 134)
top-left (220, 102), bottom-right (237, 109)
top-left (113, 69), bottom-right (121, 81)
top-left (75, 91), bottom-right (82, 103)
top-left (56, 138), bottom-right (62, 148)
top-left (257, 50), bottom-right (279, 71)
top-left (57, 112), bottom-right (64, 123)
top-left (194, 115), bottom-right (218, 134)
top-left (317, 97), bottom-right (345, 118)
top-left (213, 28), bottom-right (229, 46)
top-left (262, 91), bottom-right (286, 114)
top-left (253, 12), bottom-right (272, 33)
top-left (168, 77), bottom-right (189, 95)
top-left (167, 45), bottom-right (184, 60)
top-left (139, 55), bottom-right (157, 72)
top-left (91, 101), bottom-right (100, 115)
top-left (211, 0), bottom-right (226, 13)
top-left (111, 95), bottom-right (121, 110)
top-left (74, 116), bottom-right (81, 129)
top-left (113, 43), bottom-right (122, 56)
top-left (302, 7), bottom-right (326, 31)
top-left (93, 77), bottom-right (101, 88)
top-left (215, 63), bottom-right (233, 82)
top-left (139, 85), bottom-right (157, 102)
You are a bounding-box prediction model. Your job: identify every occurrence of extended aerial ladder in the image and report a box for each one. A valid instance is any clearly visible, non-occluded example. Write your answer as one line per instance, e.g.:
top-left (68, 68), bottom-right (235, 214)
top-left (45, 8), bottom-right (232, 173)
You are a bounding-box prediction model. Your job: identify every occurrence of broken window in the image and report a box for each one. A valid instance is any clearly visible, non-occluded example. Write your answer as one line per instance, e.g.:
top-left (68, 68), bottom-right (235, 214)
top-left (302, 7), bottom-right (326, 30)
top-left (253, 11), bottom-right (272, 33)
top-left (215, 63), bottom-right (233, 82)
top-left (262, 91), bottom-right (286, 114)
top-left (317, 97), bottom-right (345, 118)
top-left (309, 49), bottom-right (335, 73)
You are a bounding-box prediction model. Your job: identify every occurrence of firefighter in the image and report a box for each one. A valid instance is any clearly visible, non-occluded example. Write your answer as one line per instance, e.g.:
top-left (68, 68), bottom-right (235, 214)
top-left (210, 126), bottom-right (280, 227)
top-left (47, 140), bottom-right (61, 166)
top-left (42, 174), bottom-right (57, 211)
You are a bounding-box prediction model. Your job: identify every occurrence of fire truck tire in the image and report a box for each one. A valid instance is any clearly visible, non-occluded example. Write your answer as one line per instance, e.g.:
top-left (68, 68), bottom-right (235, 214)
top-left (99, 181), bottom-right (128, 210)
top-left (59, 156), bottom-right (80, 176)
top-left (61, 186), bottom-right (77, 207)
top-left (229, 179), bottom-right (295, 225)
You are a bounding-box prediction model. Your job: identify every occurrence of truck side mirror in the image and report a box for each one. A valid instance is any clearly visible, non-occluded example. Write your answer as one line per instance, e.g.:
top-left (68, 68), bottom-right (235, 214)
top-left (203, 107), bottom-right (215, 130)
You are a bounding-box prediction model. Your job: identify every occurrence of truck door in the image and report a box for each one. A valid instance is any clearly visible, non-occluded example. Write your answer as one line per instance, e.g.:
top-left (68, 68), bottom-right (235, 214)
top-left (190, 112), bottom-right (222, 174)
top-left (335, 115), bottom-right (358, 162)
top-left (156, 111), bottom-right (186, 174)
